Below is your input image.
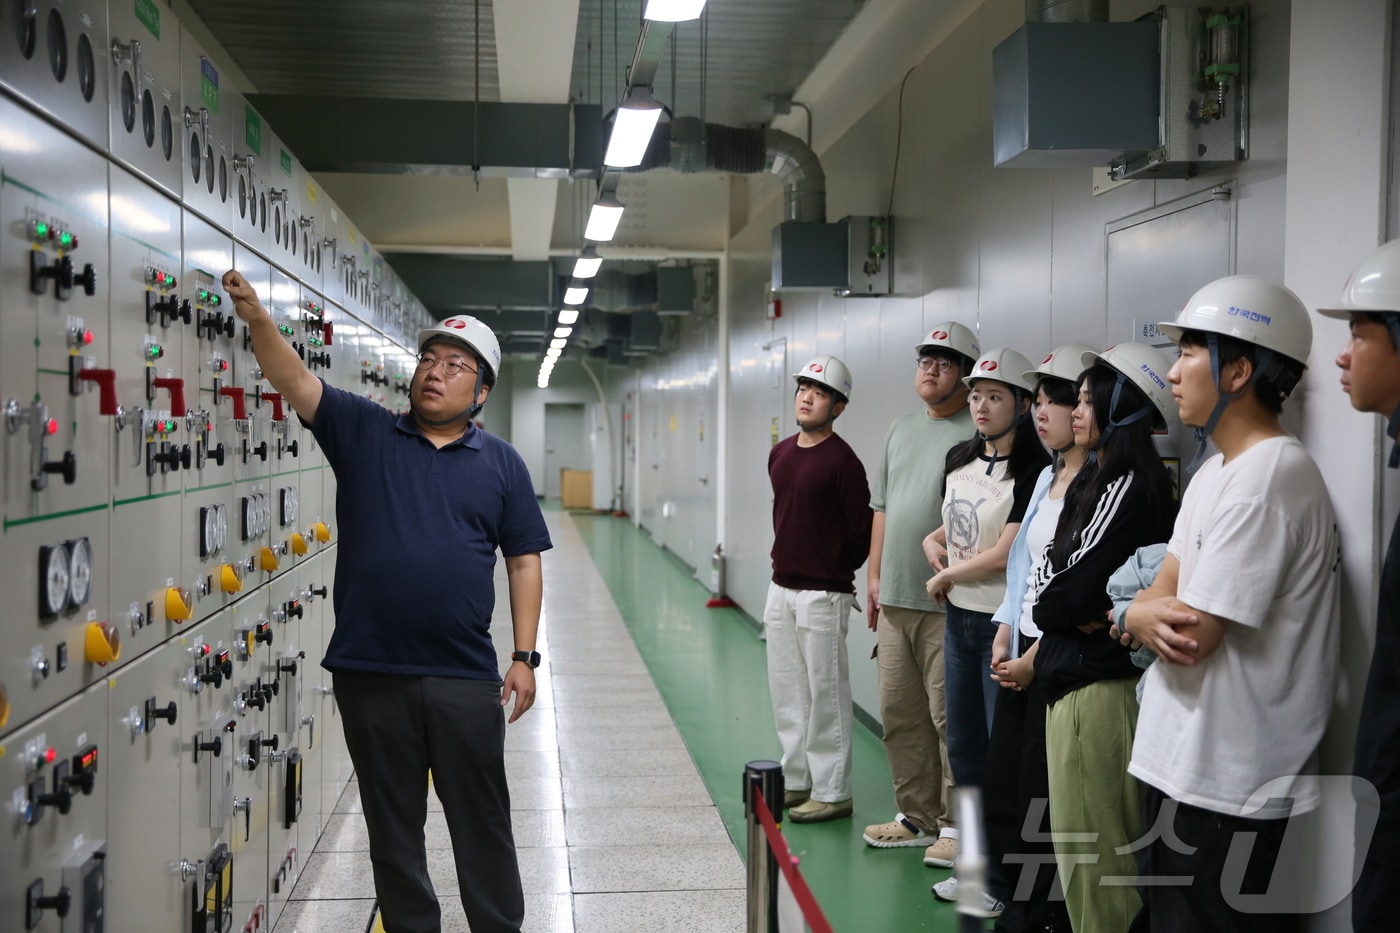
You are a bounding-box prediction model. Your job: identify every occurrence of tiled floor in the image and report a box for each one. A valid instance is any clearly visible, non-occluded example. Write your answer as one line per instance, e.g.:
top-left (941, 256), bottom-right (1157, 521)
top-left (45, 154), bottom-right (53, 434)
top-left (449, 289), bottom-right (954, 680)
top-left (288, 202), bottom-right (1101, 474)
top-left (275, 510), bottom-right (746, 933)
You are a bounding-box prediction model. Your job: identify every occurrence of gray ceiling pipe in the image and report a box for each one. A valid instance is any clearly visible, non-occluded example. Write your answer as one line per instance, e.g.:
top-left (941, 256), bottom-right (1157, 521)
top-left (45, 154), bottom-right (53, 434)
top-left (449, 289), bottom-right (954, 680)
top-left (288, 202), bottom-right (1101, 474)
top-left (586, 268), bottom-right (660, 314)
top-left (633, 115), bottom-right (827, 224)
top-left (1027, 0), bottom-right (1108, 22)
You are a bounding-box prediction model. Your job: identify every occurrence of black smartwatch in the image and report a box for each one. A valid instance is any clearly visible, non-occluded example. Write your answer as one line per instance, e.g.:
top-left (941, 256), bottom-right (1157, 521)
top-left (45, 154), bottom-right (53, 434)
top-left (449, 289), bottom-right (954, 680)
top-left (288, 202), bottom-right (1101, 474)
top-left (511, 650), bottom-right (541, 669)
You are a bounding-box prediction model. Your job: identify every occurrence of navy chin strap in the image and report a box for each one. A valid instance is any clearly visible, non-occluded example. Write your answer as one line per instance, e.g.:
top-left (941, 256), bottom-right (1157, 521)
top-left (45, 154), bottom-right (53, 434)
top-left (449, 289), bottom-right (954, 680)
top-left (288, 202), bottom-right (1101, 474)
top-left (1186, 335), bottom-right (1276, 474)
top-left (1088, 373), bottom-right (1152, 465)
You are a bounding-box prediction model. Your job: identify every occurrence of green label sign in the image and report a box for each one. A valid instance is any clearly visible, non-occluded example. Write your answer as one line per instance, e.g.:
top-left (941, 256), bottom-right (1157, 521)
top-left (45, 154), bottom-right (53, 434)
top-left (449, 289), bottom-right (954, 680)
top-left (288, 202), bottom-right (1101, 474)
top-left (199, 58), bottom-right (219, 113)
top-left (245, 109), bottom-right (262, 154)
top-left (280, 149), bottom-right (292, 176)
top-left (135, 0), bottom-right (160, 38)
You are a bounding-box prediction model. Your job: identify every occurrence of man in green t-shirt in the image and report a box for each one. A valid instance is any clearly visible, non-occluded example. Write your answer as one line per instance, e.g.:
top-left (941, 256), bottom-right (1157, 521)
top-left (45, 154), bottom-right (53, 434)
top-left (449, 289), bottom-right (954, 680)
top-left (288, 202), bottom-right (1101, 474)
top-left (862, 323), bottom-right (977, 869)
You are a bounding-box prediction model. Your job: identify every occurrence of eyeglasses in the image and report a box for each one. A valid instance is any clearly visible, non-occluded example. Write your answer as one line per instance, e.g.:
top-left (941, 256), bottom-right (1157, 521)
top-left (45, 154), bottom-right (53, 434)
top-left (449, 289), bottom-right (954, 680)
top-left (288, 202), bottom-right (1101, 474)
top-left (917, 356), bottom-right (956, 373)
top-left (415, 353), bottom-right (478, 378)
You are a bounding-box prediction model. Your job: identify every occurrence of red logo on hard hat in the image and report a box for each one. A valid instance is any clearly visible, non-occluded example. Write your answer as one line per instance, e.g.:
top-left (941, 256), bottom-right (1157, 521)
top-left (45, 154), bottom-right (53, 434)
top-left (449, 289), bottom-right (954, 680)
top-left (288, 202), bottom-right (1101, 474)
top-left (810, 364), bottom-right (824, 373)
top-left (931, 330), bottom-right (949, 340)
top-left (445, 319), bottom-right (467, 329)
top-left (1042, 353), bottom-right (1054, 364)
top-left (983, 361), bottom-right (998, 371)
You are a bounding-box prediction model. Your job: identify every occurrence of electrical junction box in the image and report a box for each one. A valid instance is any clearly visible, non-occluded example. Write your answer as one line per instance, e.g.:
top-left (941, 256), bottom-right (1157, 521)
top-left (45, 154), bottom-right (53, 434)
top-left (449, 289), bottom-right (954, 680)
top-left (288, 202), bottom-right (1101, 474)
top-left (771, 216), bottom-right (892, 295)
top-left (656, 267), bottom-right (696, 315)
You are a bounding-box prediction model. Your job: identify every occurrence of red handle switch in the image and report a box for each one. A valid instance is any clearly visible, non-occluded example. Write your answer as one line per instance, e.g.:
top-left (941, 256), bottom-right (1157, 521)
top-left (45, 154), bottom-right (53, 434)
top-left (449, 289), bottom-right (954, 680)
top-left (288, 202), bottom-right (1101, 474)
top-left (261, 392), bottom-right (286, 422)
top-left (77, 368), bottom-right (119, 416)
top-left (152, 376), bottom-right (187, 417)
top-left (218, 386), bottom-right (247, 421)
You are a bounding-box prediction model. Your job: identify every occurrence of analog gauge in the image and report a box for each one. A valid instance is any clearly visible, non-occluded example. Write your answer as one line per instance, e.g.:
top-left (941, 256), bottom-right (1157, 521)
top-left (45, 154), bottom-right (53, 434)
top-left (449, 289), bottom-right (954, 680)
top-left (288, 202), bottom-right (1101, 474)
top-left (201, 505), bottom-right (218, 557)
top-left (214, 504), bottom-right (228, 552)
top-left (67, 537), bottom-right (93, 607)
top-left (39, 543), bottom-right (71, 618)
top-left (241, 495), bottom-right (255, 541)
top-left (258, 493), bottom-right (271, 536)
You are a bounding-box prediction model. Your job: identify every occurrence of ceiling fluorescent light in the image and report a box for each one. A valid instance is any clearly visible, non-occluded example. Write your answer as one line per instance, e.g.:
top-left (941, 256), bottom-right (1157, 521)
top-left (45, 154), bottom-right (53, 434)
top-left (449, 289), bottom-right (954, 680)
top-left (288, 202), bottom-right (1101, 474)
top-left (558, 308), bottom-right (580, 325)
top-left (554, 326), bottom-right (573, 338)
top-left (563, 283), bottom-right (589, 305)
top-left (604, 87), bottom-right (663, 168)
top-left (644, 0), bottom-right (707, 22)
top-left (550, 338), bottom-right (567, 350)
top-left (546, 346), bottom-right (563, 359)
top-left (573, 244), bottom-right (603, 279)
top-left (584, 192), bottom-right (624, 242)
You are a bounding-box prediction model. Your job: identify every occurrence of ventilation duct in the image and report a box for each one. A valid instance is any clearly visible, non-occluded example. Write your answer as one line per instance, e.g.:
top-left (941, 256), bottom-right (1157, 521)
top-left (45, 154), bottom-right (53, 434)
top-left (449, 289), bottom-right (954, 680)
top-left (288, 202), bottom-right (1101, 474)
top-left (993, 5), bottom-right (1249, 178)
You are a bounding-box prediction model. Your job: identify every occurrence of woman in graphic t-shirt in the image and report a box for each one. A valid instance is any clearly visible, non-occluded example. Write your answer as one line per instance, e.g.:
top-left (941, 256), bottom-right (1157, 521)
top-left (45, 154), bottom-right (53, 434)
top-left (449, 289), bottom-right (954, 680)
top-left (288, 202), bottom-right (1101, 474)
top-left (922, 348), bottom-right (1049, 845)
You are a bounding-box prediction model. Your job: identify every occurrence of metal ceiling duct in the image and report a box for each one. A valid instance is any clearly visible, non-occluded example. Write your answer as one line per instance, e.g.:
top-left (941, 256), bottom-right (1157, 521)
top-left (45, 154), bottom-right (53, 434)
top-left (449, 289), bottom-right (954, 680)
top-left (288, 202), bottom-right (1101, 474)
top-left (1027, 0), bottom-right (1108, 23)
top-left (633, 116), bottom-right (826, 223)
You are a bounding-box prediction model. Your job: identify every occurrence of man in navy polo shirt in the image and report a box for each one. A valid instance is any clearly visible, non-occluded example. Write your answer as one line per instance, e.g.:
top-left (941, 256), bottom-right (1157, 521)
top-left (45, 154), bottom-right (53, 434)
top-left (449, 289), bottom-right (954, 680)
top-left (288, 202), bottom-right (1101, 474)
top-left (224, 270), bottom-right (551, 933)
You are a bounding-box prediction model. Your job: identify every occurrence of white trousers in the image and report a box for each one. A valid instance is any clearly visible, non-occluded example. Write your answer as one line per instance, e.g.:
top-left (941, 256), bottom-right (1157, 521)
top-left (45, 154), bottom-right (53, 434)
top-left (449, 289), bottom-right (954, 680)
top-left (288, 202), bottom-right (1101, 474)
top-left (763, 583), bottom-right (855, 802)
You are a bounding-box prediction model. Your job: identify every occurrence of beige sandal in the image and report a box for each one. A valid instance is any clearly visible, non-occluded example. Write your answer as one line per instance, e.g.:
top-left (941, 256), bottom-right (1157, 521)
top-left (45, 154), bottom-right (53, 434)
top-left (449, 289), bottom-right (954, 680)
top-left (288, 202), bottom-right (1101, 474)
top-left (862, 814), bottom-right (931, 848)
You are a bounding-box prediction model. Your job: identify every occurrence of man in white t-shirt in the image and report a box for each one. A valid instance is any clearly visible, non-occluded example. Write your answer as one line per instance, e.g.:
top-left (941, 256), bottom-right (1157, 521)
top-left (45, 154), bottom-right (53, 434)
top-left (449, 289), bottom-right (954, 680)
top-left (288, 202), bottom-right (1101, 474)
top-left (1125, 275), bottom-right (1341, 933)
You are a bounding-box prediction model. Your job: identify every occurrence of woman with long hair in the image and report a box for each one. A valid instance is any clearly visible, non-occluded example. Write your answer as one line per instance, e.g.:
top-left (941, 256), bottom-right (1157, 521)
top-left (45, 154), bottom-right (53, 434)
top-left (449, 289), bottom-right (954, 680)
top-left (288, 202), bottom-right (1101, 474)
top-left (921, 347), bottom-right (1050, 915)
top-left (1028, 344), bottom-right (1178, 933)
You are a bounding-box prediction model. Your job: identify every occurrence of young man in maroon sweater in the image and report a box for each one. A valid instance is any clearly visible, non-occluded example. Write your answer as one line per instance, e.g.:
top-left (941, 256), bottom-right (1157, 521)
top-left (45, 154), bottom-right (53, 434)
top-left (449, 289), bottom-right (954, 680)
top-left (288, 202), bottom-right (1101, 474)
top-left (765, 355), bottom-right (873, 824)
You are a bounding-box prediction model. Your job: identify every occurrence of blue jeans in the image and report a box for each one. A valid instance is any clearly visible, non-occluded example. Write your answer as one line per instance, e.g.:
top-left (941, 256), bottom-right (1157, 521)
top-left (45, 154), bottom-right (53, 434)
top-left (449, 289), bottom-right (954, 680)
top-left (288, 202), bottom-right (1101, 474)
top-left (943, 602), bottom-right (999, 788)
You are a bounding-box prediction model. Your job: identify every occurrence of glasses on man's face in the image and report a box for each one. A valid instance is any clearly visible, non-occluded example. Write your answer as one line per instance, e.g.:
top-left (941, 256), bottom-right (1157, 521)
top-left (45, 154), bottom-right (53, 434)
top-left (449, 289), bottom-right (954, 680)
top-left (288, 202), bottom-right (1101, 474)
top-left (416, 352), bottom-right (477, 378)
top-left (916, 356), bottom-right (956, 374)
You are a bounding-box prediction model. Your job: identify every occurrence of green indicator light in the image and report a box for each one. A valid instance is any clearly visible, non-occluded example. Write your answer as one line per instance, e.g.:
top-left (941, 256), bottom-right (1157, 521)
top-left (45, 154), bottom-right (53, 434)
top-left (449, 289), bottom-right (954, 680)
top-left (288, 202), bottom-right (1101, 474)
top-left (197, 288), bottom-right (210, 302)
top-left (209, 294), bottom-right (222, 307)
top-left (278, 324), bottom-right (294, 337)
top-left (309, 336), bottom-right (323, 348)
top-left (59, 232), bottom-right (73, 248)
top-left (35, 222), bottom-right (49, 238)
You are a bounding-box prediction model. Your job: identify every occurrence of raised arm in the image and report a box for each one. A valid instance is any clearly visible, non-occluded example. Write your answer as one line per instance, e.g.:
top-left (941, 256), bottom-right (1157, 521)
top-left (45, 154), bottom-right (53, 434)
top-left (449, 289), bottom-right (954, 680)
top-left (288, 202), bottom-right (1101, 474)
top-left (223, 269), bottom-right (323, 423)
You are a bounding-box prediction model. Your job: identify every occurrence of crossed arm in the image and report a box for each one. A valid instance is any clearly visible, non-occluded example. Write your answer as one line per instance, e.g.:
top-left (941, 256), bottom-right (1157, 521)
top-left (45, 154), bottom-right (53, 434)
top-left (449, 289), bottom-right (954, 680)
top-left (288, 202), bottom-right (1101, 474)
top-left (1123, 553), bottom-right (1230, 665)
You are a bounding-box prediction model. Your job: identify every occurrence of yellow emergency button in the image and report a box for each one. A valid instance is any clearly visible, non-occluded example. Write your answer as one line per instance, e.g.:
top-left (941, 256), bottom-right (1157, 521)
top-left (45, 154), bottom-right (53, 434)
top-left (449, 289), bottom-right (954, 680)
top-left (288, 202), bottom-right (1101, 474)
top-left (288, 533), bottom-right (308, 556)
top-left (165, 586), bottom-right (193, 622)
top-left (259, 546), bottom-right (280, 573)
top-left (312, 521), bottom-right (331, 543)
top-left (219, 564), bottom-right (243, 594)
top-left (84, 621), bottom-right (122, 665)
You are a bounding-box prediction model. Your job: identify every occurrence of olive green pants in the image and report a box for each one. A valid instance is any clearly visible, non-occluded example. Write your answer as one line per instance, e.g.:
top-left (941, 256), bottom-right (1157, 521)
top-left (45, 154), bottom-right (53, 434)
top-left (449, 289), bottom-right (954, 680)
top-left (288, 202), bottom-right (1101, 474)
top-left (1045, 678), bottom-right (1144, 933)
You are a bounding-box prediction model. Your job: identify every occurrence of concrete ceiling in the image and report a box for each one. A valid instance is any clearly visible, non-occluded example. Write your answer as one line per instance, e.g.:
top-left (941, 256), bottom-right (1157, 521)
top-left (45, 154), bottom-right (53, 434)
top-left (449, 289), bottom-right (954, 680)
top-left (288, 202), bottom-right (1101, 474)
top-left (184, 0), bottom-right (977, 353)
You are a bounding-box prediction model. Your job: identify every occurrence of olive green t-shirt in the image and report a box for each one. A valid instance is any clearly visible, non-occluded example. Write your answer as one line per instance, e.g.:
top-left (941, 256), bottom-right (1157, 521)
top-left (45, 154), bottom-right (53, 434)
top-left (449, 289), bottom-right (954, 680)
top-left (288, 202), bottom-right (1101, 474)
top-left (869, 406), bottom-right (973, 611)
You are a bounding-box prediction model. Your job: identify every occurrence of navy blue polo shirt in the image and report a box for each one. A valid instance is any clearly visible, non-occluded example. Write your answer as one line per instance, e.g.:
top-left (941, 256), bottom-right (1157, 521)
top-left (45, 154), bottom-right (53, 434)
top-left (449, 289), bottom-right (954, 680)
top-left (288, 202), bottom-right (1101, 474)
top-left (308, 382), bottom-right (551, 680)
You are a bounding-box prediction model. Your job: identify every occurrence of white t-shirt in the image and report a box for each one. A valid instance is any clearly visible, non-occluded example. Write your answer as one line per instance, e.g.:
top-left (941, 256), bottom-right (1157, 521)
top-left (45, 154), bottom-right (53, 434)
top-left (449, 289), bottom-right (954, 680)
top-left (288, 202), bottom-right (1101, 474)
top-left (1017, 495), bottom-right (1063, 640)
top-left (943, 455), bottom-right (1027, 614)
top-left (1129, 436), bottom-right (1341, 818)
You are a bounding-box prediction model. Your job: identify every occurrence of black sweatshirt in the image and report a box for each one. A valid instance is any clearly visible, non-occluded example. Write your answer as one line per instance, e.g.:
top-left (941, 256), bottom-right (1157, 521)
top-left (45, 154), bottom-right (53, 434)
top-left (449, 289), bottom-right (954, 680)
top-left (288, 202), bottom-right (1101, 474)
top-left (1031, 471), bottom-right (1173, 705)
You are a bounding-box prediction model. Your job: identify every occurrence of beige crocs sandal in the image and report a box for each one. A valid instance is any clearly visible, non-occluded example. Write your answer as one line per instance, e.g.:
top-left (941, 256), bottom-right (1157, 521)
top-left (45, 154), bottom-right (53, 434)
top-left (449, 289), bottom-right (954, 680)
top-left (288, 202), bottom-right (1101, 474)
top-left (862, 813), bottom-right (932, 848)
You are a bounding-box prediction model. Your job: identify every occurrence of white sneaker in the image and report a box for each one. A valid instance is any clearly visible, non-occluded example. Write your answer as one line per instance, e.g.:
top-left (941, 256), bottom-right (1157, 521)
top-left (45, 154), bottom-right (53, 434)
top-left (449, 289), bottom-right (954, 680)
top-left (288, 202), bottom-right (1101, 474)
top-left (930, 877), bottom-right (1005, 918)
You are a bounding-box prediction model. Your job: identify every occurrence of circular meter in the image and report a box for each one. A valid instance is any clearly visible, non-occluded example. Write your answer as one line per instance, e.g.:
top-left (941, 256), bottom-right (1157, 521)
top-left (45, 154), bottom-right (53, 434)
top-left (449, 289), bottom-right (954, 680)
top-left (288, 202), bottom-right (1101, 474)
top-left (214, 504), bottom-right (228, 552)
top-left (40, 543), bottom-right (71, 617)
top-left (67, 537), bottom-right (93, 607)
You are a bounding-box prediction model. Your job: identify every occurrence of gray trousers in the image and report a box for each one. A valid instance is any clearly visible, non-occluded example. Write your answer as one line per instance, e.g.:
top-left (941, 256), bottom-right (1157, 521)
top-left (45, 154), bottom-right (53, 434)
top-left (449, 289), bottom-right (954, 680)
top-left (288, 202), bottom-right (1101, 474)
top-left (334, 671), bottom-right (523, 933)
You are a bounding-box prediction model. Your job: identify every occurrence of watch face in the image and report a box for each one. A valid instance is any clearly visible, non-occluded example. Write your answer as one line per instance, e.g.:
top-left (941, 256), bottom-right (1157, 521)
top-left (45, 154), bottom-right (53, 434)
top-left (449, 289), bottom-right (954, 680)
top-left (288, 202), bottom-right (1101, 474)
top-left (67, 537), bottom-right (93, 607)
top-left (40, 543), bottom-right (71, 617)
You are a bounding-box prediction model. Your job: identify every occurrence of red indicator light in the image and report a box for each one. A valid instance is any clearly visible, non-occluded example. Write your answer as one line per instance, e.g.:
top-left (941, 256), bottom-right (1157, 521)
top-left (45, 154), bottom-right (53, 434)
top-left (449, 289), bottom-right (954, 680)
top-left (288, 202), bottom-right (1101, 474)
top-left (196, 644), bottom-right (210, 657)
top-left (44, 419), bottom-right (58, 436)
top-left (44, 747), bottom-right (56, 764)
top-left (82, 330), bottom-right (93, 345)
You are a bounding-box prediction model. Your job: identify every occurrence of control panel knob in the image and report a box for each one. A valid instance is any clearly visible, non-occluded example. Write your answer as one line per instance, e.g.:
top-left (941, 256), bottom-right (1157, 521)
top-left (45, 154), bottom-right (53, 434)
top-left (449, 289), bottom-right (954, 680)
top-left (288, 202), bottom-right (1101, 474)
top-left (36, 786), bottom-right (73, 815)
top-left (251, 441), bottom-right (268, 461)
top-left (209, 442), bottom-right (226, 466)
top-left (74, 263), bottom-right (97, 296)
top-left (260, 734), bottom-right (279, 752)
top-left (41, 451), bottom-right (78, 485)
top-left (146, 698), bottom-right (177, 727)
top-left (60, 769), bottom-right (95, 796)
top-left (194, 735), bottom-right (222, 760)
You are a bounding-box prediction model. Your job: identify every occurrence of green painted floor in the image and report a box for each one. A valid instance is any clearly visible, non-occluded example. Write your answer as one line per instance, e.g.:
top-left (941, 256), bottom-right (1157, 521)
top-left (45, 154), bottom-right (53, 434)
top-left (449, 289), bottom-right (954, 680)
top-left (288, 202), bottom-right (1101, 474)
top-left (569, 511), bottom-right (982, 933)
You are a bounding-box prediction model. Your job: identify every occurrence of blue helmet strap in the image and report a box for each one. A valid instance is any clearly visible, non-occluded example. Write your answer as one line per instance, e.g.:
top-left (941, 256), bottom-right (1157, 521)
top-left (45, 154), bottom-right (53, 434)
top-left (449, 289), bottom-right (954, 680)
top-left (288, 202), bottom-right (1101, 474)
top-left (1188, 335), bottom-right (1272, 473)
top-left (1089, 373), bottom-right (1151, 464)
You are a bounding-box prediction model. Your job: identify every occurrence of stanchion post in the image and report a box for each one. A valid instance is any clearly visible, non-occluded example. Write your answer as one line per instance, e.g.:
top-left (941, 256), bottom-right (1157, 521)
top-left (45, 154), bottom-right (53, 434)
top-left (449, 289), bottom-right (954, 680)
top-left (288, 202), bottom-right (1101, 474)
top-left (743, 759), bottom-right (785, 933)
top-left (953, 786), bottom-right (988, 933)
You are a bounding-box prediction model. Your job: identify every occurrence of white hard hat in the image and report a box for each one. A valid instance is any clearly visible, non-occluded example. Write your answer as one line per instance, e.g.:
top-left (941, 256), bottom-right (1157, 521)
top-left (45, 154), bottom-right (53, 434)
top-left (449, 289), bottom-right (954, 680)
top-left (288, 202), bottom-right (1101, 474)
top-left (417, 315), bottom-right (502, 387)
top-left (1082, 343), bottom-right (1177, 431)
top-left (793, 355), bottom-right (853, 401)
top-left (1157, 274), bottom-right (1312, 368)
top-left (1319, 238), bottom-right (1400, 318)
top-left (962, 348), bottom-right (1038, 395)
top-left (917, 322), bottom-right (980, 363)
top-left (1026, 344), bottom-right (1096, 386)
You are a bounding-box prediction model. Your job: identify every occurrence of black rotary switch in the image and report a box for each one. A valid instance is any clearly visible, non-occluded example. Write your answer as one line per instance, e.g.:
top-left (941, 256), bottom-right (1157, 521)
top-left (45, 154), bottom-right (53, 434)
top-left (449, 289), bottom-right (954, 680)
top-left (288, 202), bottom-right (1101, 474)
top-left (145, 697), bottom-right (177, 728)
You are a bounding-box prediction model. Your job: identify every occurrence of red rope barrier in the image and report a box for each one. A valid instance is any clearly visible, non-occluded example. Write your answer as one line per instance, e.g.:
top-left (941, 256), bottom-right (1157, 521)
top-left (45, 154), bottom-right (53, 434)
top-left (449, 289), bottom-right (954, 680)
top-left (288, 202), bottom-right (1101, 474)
top-left (752, 791), bottom-right (836, 933)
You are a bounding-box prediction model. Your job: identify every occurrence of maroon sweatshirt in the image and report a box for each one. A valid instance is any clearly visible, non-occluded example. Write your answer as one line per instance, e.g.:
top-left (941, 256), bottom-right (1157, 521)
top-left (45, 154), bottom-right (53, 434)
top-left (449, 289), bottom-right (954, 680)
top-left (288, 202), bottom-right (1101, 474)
top-left (768, 432), bottom-right (872, 593)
